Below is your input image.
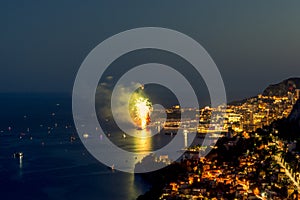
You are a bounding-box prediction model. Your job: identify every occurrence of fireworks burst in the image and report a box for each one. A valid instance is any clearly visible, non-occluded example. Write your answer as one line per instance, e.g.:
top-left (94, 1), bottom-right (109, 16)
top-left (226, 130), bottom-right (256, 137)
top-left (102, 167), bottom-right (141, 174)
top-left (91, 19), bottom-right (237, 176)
top-left (129, 90), bottom-right (152, 129)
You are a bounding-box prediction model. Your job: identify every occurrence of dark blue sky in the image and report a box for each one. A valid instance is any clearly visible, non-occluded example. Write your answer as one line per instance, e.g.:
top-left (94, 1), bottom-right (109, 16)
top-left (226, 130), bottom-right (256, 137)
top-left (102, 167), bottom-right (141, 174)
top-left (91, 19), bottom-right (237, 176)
top-left (1, 1), bottom-right (300, 101)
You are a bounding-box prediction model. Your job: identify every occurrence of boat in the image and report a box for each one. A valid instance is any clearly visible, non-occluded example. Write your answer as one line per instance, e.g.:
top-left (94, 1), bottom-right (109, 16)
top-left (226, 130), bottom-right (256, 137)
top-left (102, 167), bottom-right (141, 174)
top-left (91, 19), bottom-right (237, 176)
top-left (107, 164), bottom-right (115, 172)
top-left (13, 152), bottom-right (23, 159)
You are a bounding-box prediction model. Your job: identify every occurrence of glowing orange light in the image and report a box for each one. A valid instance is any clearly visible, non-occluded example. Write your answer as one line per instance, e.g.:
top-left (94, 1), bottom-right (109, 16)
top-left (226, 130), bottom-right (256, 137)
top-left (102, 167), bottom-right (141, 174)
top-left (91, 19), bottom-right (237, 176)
top-left (129, 91), bottom-right (152, 129)
top-left (253, 187), bottom-right (260, 196)
top-left (134, 98), bottom-right (151, 129)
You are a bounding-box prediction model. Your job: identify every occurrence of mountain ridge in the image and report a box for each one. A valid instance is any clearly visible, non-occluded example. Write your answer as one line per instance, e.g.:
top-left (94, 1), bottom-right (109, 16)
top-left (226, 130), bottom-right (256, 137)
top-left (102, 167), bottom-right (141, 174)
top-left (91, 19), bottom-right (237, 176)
top-left (262, 77), bottom-right (300, 97)
top-left (229, 77), bottom-right (300, 105)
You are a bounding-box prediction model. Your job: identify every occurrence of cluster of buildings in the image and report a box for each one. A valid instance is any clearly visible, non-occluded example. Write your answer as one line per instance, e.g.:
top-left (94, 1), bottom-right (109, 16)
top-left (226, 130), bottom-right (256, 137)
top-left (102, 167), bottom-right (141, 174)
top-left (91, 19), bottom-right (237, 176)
top-left (158, 89), bottom-right (300, 199)
top-left (224, 94), bottom-right (296, 133)
top-left (161, 92), bottom-right (298, 135)
top-left (159, 130), bottom-right (300, 200)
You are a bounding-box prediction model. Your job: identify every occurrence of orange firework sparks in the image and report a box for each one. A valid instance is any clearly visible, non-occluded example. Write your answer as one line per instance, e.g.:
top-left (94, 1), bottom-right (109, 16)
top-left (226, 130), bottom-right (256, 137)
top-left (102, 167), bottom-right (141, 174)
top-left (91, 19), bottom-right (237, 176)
top-left (129, 93), bottom-right (152, 129)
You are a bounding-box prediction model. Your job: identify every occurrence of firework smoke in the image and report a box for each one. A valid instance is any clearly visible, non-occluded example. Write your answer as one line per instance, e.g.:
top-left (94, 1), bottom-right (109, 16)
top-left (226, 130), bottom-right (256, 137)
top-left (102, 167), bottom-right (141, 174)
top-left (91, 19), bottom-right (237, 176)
top-left (96, 81), bottom-right (152, 130)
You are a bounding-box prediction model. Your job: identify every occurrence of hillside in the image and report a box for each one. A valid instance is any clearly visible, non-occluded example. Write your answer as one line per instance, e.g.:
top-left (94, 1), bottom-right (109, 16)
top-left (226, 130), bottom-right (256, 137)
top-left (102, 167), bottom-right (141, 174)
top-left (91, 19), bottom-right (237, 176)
top-left (262, 77), bottom-right (300, 97)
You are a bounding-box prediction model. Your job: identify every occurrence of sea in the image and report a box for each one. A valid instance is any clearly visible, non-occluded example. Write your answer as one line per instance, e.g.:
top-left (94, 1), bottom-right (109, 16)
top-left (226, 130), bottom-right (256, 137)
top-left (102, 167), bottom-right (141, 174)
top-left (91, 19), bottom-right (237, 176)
top-left (0, 93), bottom-right (205, 200)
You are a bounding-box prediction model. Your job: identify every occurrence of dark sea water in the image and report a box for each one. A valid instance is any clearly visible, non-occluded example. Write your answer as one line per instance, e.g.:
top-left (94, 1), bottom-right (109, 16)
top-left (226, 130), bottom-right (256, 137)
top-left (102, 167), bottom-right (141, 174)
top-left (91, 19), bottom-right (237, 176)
top-left (0, 93), bottom-right (206, 200)
top-left (0, 94), bottom-right (150, 200)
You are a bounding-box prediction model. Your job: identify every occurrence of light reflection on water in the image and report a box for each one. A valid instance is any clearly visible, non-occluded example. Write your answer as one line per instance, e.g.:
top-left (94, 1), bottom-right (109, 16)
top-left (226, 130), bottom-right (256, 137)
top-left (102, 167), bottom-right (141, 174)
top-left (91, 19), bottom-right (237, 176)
top-left (106, 126), bottom-right (198, 173)
top-left (113, 127), bottom-right (199, 153)
top-left (0, 131), bottom-right (150, 200)
top-left (132, 128), bottom-right (152, 154)
top-left (0, 94), bottom-right (153, 200)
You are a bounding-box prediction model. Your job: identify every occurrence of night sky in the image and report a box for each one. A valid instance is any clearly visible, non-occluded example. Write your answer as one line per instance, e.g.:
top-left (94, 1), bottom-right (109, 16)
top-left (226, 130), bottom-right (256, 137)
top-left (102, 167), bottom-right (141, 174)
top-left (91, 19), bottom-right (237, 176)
top-left (1, 1), bottom-right (300, 102)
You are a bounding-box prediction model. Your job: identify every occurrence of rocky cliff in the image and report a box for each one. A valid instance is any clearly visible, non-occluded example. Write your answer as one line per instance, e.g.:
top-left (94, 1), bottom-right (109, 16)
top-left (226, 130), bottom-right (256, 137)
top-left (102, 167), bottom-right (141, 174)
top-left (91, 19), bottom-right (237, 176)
top-left (262, 77), bottom-right (300, 97)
